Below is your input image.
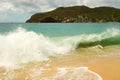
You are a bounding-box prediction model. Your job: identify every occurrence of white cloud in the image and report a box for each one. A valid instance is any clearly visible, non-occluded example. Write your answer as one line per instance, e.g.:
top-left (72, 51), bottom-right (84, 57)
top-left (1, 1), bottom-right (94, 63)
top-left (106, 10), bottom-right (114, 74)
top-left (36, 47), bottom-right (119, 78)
top-left (0, 0), bottom-right (119, 22)
top-left (0, 2), bottom-right (13, 12)
top-left (0, 0), bottom-right (119, 14)
top-left (83, 0), bottom-right (120, 8)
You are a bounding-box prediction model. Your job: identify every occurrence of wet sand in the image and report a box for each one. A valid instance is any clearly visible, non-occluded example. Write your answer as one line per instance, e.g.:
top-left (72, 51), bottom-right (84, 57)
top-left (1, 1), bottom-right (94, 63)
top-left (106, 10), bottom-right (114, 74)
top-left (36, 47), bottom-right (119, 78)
top-left (0, 56), bottom-right (120, 80)
top-left (88, 56), bottom-right (120, 80)
top-left (45, 52), bottom-right (120, 80)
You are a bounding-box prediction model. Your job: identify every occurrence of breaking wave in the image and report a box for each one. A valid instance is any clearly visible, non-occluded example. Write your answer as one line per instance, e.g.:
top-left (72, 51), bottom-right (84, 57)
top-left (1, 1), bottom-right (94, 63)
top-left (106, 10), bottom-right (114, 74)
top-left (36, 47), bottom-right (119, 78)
top-left (0, 27), bottom-right (120, 67)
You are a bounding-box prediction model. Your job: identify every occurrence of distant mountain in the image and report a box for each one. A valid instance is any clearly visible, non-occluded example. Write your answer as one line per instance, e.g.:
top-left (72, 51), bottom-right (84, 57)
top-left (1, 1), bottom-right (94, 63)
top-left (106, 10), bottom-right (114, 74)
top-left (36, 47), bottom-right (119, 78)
top-left (26, 6), bottom-right (120, 23)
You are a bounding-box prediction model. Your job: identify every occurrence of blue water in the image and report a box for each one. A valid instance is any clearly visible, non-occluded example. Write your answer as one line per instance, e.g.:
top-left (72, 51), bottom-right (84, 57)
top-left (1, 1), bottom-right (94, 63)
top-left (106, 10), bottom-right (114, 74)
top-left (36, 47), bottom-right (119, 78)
top-left (0, 23), bottom-right (120, 37)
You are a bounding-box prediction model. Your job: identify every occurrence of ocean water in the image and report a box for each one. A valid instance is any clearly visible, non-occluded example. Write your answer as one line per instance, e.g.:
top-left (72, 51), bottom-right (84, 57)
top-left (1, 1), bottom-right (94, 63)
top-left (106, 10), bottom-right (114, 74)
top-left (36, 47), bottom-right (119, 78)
top-left (0, 23), bottom-right (120, 80)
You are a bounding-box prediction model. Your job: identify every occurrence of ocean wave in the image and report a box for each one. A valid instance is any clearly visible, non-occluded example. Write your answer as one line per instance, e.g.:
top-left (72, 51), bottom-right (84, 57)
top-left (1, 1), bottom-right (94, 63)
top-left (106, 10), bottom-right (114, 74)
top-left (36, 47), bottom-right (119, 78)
top-left (0, 27), bottom-right (120, 67)
top-left (77, 35), bottom-right (120, 48)
top-left (59, 28), bottom-right (120, 49)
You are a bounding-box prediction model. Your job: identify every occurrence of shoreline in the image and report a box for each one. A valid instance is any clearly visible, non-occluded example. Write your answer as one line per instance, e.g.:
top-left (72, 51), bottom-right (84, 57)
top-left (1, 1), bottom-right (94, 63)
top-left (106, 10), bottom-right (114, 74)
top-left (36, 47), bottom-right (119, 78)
top-left (0, 45), bottom-right (120, 80)
top-left (0, 55), bottom-right (120, 80)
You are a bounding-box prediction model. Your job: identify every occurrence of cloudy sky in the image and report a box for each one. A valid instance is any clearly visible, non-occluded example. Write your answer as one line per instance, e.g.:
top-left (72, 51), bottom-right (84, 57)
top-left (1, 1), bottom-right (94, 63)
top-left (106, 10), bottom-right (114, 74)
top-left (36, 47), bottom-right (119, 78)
top-left (0, 0), bottom-right (120, 22)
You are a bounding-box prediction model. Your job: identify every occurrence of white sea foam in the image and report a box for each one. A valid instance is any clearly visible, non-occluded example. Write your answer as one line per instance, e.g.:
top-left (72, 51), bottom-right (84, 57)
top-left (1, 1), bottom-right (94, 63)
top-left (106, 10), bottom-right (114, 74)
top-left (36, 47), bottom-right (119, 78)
top-left (34, 67), bottom-right (103, 80)
top-left (4, 67), bottom-right (102, 80)
top-left (0, 27), bottom-right (74, 67)
top-left (61, 28), bottom-right (120, 45)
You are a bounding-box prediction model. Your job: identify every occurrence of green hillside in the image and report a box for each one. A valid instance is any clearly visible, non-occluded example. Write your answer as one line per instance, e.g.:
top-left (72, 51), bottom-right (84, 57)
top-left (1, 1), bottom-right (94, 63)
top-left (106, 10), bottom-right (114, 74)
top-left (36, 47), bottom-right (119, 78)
top-left (26, 6), bottom-right (120, 23)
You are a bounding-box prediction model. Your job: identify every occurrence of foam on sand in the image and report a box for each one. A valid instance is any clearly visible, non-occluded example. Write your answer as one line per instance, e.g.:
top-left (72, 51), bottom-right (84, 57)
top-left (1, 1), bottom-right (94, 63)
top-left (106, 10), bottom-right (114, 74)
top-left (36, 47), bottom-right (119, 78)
top-left (38, 67), bottom-right (102, 80)
top-left (2, 67), bottom-right (102, 80)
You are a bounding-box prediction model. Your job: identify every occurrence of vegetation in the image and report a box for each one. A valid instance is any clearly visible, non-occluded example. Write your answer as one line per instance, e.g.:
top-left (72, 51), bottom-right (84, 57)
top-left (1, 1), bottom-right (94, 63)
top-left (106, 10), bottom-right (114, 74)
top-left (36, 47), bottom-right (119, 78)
top-left (26, 6), bottom-right (120, 23)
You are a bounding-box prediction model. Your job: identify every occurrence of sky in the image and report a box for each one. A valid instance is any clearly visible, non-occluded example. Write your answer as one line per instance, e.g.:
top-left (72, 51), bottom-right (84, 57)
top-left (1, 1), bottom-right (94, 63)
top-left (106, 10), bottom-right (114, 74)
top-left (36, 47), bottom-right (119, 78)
top-left (0, 0), bottom-right (120, 23)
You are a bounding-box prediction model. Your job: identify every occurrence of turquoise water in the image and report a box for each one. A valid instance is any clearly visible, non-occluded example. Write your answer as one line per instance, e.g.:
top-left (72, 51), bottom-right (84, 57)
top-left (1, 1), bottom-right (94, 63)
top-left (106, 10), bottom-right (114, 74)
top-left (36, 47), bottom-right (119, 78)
top-left (0, 23), bottom-right (120, 37)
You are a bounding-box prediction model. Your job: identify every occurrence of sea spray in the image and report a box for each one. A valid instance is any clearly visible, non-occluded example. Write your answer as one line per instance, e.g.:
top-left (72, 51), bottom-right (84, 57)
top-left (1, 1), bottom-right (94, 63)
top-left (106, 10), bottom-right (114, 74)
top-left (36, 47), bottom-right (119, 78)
top-left (0, 27), bottom-right (74, 67)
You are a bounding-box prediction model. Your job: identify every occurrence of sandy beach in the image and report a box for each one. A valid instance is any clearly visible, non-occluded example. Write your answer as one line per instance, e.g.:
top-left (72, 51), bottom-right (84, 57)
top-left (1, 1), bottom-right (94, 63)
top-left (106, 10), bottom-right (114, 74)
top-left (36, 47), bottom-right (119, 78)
top-left (0, 44), bottom-right (120, 80)
top-left (0, 55), bottom-right (120, 80)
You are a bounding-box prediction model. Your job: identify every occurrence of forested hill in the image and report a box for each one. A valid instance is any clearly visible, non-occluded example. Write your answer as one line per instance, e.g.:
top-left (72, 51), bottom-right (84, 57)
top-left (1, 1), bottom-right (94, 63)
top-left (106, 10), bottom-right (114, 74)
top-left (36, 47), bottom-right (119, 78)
top-left (26, 6), bottom-right (120, 23)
